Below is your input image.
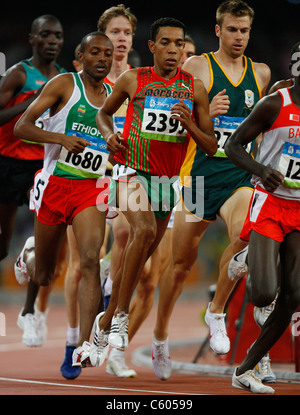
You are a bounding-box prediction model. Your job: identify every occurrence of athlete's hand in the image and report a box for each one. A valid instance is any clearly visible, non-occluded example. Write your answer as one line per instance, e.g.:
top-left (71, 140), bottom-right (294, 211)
top-left (61, 134), bottom-right (91, 154)
top-left (171, 100), bottom-right (192, 131)
top-left (209, 89), bottom-right (230, 118)
top-left (106, 132), bottom-right (126, 153)
top-left (260, 166), bottom-right (284, 193)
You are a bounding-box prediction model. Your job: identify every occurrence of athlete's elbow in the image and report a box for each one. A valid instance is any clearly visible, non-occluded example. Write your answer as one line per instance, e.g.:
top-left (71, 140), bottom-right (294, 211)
top-left (206, 139), bottom-right (218, 157)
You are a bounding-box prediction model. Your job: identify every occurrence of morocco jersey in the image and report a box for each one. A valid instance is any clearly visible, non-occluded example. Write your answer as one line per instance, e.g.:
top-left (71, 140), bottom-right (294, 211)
top-left (115, 66), bottom-right (194, 178)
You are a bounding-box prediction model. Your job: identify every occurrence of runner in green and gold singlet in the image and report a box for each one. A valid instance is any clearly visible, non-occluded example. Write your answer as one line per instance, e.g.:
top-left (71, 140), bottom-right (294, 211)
top-left (181, 51), bottom-right (261, 221)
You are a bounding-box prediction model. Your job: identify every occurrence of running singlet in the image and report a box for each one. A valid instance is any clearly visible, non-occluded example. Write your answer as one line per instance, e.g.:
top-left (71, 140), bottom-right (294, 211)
top-left (0, 59), bottom-right (65, 160)
top-left (180, 52), bottom-right (261, 187)
top-left (43, 72), bottom-right (112, 180)
top-left (114, 66), bottom-right (194, 178)
top-left (252, 87), bottom-right (300, 200)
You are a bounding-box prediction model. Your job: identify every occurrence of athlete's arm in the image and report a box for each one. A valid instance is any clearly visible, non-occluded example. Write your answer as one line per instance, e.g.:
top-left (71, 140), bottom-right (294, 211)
top-left (14, 73), bottom-right (90, 154)
top-left (97, 69), bottom-right (137, 153)
top-left (183, 54), bottom-right (230, 118)
top-left (0, 64), bottom-right (42, 126)
top-left (171, 79), bottom-right (217, 157)
top-left (225, 93), bottom-right (284, 192)
top-left (253, 62), bottom-right (271, 97)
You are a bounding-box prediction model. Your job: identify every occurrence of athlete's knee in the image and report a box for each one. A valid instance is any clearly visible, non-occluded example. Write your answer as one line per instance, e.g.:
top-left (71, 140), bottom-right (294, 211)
top-left (134, 222), bottom-right (156, 248)
top-left (137, 275), bottom-right (157, 303)
top-left (172, 262), bottom-right (191, 288)
top-left (34, 269), bottom-right (53, 286)
top-left (250, 284), bottom-right (277, 308)
top-left (113, 225), bottom-right (129, 249)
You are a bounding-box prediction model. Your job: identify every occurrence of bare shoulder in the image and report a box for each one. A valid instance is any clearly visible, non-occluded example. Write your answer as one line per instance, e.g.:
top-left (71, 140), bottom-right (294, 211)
top-left (252, 61), bottom-right (271, 95)
top-left (268, 79), bottom-right (292, 95)
top-left (182, 55), bottom-right (209, 78)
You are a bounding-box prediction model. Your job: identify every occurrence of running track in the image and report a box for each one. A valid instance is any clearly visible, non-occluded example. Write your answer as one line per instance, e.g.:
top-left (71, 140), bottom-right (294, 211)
top-left (0, 290), bottom-right (299, 400)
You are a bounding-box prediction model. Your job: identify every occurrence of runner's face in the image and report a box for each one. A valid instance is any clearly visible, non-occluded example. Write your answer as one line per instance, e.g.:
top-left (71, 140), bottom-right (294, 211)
top-left (30, 19), bottom-right (64, 62)
top-left (216, 14), bottom-right (251, 58)
top-left (81, 36), bottom-right (113, 80)
top-left (105, 15), bottom-right (133, 61)
top-left (149, 26), bottom-right (185, 76)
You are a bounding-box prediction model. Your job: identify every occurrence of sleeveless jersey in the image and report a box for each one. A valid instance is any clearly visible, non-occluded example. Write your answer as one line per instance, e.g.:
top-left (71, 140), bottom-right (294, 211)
top-left (180, 52), bottom-right (261, 188)
top-left (252, 87), bottom-right (300, 200)
top-left (43, 72), bottom-right (112, 180)
top-left (0, 59), bottom-right (65, 160)
top-left (115, 66), bottom-right (194, 177)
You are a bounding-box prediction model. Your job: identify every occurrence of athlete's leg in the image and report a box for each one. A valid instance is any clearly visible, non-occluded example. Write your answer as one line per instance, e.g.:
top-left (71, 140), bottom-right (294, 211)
top-left (154, 205), bottom-right (208, 341)
top-left (236, 230), bottom-right (300, 376)
top-left (128, 228), bottom-right (172, 341)
top-left (209, 188), bottom-right (252, 313)
top-left (64, 226), bottom-right (81, 332)
top-left (72, 206), bottom-right (106, 346)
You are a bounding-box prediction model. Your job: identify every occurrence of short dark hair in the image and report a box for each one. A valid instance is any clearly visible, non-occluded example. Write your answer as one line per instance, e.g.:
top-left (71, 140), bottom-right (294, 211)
top-left (80, 31), bottom-right (112, 53)
top-left (150, 17), bottom-right (186, 42)
top-left (31, 15), bottom-right (62, 34)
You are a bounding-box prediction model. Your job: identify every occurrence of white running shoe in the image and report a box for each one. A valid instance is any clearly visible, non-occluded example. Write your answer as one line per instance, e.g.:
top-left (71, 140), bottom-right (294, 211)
top-left (106, 350), bottom-right (137, 378)
top-left (152, 336), bottom-right (172, 381)
top-left (17, 309), bottom-right (42, 347)
top-left (228, 246), bottom-right (249, 281)
top-left (253, 299), bottom-right (276, 328)
top-left (14, 236), bottom-right (35, 285)
top-left (254, 353), bottom-right (276, 383)
top-left (90, 312), bottom-right (110, 367)
top-left (72, 341), bottom-right (92, 368)
top-left (248, 342), bottom-right (276, 383)
top-left (205, 302), bottom-right (230, 355)
top-left (108, 312), bottom-right (129, 350)
top-left (232, 368), bottom-right (275, 394)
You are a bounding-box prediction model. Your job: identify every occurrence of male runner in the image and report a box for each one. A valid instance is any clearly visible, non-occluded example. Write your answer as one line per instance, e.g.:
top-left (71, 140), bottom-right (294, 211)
top-left (0, 15), bottom-right (66, 347)
top-left (226, 42), bottom-right (300, 394)
top-left (151, 0), bottom-right (271, 380)
top-left (88, 17), bottom-right (217, 367)
top-left (14, 32), bottom-right (114, 367)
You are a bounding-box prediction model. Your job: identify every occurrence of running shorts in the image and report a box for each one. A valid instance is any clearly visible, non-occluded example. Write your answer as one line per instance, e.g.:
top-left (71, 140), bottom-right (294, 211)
top-left (240, 185), bottom-right (300, 242)
top-left (109, 164), bottom-right (180, 220)
top-left (31, 170), bottom-right (116, 226)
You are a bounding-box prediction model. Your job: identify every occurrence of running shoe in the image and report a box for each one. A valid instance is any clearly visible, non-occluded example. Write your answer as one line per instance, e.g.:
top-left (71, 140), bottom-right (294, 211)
top-left (61, 344), bottom-right (81, 379)
top-left (248, 342), bottom-right (276, 383)
top-left (17, 309), bottom-right (43, 347)
top-left (254, 353), bottom-right (276, 383)
top-left (204, 302), bottom-right (230, 355)
top-left (232, 368), bottom-right (275, 394)
top-left (14, 236), bottom-right (35, 285)
top-left (152, 336), bottom-right (172, 380)
top-left (108, 312), bottom-right (129, 350)
top-left (72, 341), bottom-right (92, 368)
top-left (106, 350), bottom-right (137, 378)
top-left (228, 246), bottom-right (249, 281)
top-left (89, 312), bottom-right (110, 367)
top-left (253, 299), bottom-right (276, 328)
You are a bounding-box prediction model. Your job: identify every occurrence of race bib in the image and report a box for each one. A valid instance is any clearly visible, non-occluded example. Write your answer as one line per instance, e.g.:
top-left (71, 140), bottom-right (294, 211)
top-left (141, 96), bottom-right (193, 143)
top-left (279, 141), bottom-right (300, 188)
top-left (212, 115), bottom-right (251, 157)
top-left (57, 130), bottom-right (109, 178)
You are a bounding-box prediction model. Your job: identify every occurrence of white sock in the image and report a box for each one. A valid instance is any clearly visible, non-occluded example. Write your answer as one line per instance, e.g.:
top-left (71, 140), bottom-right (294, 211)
top-left (153, 334), bottom-right (168, 345)
top-left (109, 348), bottom-right (125, 359)
top-left (66, 325), bottom-right (79, 346)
